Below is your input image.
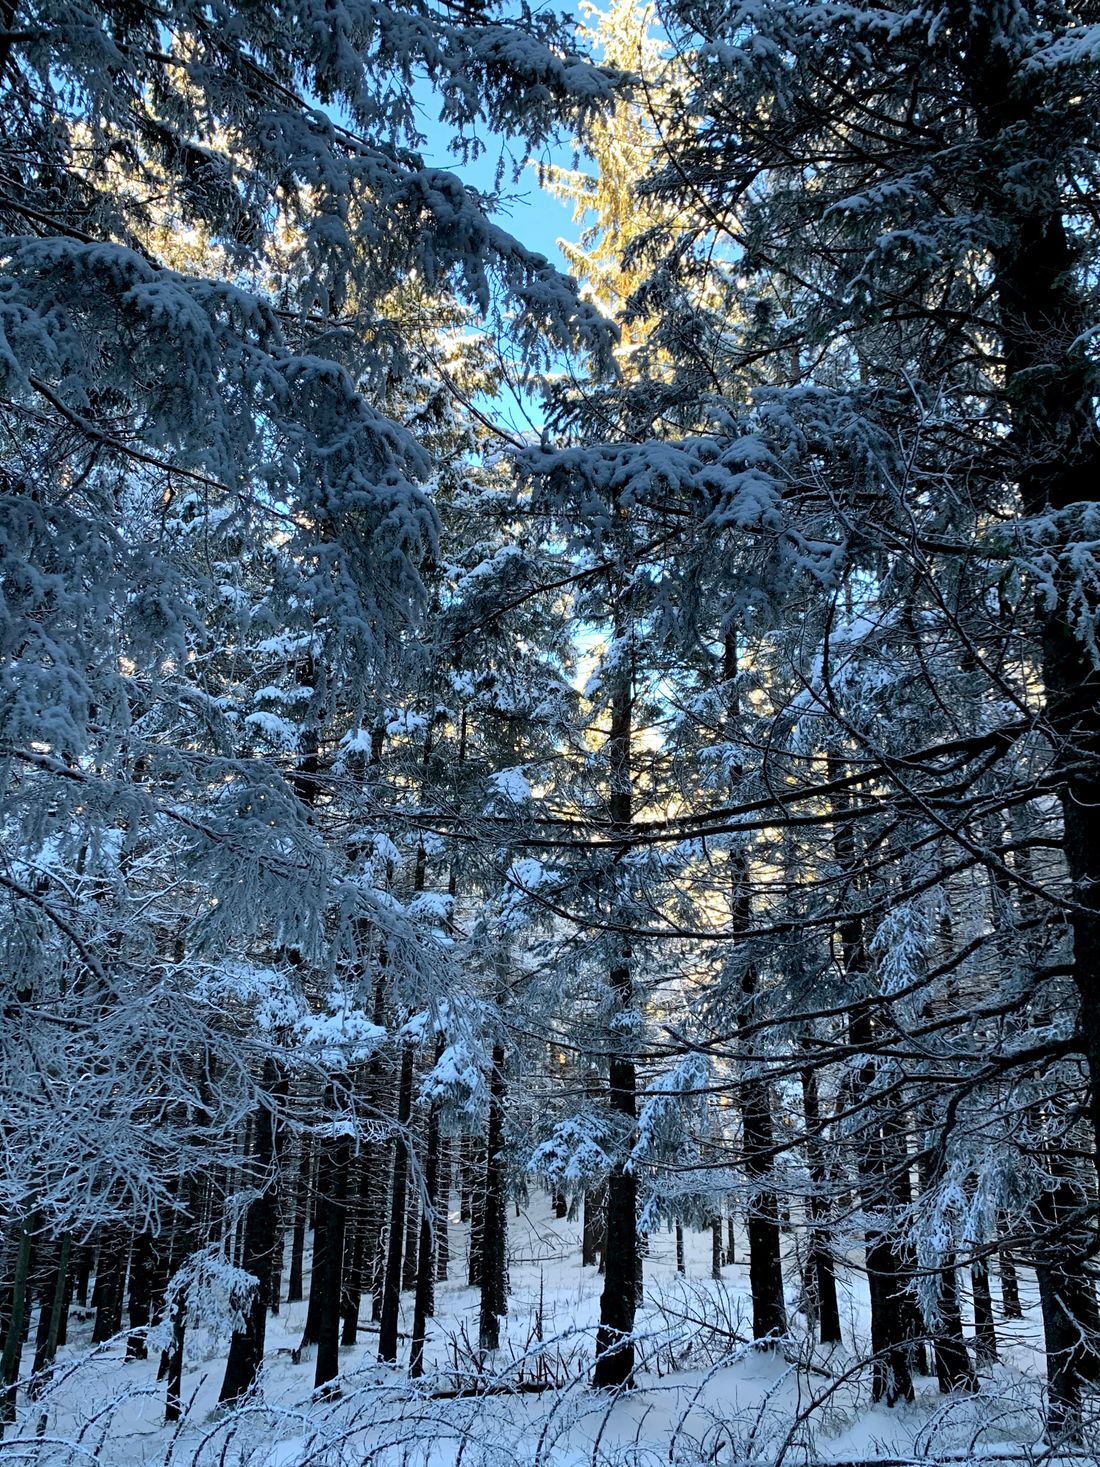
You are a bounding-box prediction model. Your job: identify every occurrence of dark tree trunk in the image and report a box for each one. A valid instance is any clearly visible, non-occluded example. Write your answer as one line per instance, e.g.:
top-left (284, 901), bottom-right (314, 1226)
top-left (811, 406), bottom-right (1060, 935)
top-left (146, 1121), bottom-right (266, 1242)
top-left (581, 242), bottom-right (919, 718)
top-left (435, 1138), bottom-right (450, 1284)
top-left (356, 967), bottom-right (391, 1328)
top-left (91, 1227), bottom-right (127, 1343)
top-left (552, 1189), bottom-right (568, 1220)
top-left (594, 1040), bottom-right (638, 1392)
top-left (402, 1195), bottom-right (420, 1294)
top-left (479, 1042), bottom-right (508, 1352)
top-left (727, 633), bottom-right (785, 1345)
top-left (710, 1216), bottom-right (722, 1281)
top-left (126, 1231), bottom-right (154, 1361)
top-left (164, 1285), bottom-right (186, 1424)
top-left (593, 642), bottom-right (638, 1391)
top-left (286, 1134), bottom-right (312, 1305)
top-left (583, 1184), bottom-right (606, 1268)
top-left (738, 960), bottom-right (785, 1340)
top-left (308, 1078), bottom-right (350, 1393)
top-left (1033, 1167), bottom-right (1098, 1437)
top-left (340, 1151), bottom-right (367, 1347)
top-left (459, 1136), bottom-right (474, 1224)
top-left (72, 1244), bottom-right (92, 1309)
top-left (830, 748), bottom-right (914, 1402)
top-left (0, 1213), bottom-right (35, 1425)
top-left (999, 1240), bottom-right (1022, 1320)
top-left (268, 1082), bottom-right (291, 1319)
top-left (410, 1072), bottom-right (442, 1377)
top-left (860, 1073), bottom-right (919, 1404)
top-left (378, 1043), bottom-right (415, 1363)
top-left (220, 1058), bottom-right (287, 1404)
top-left (934, 1257), bottom-right (977, 1393)
top-left (55, 1244), bottom-right (73, 1349)
top-left (675, 1223), bottom-right (685, 1275)
top-left (956, 32), bottom-right (1100, 1437)
top-left (467, 1145), bottom-right (485, 1290)
top-left (269, 1210), bottom-right (285, 1320)
top-left (971, 1257), bottom-right (998, 1365)
top-left (800, 1060), bottom-right (841, 1345)
top-left (29, 1234), bottom-right (69, 1395)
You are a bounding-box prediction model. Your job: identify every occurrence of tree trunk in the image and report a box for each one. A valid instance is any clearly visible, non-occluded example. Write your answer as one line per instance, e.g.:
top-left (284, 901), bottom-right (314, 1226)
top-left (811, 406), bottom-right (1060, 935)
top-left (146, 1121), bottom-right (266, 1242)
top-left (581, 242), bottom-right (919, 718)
top-left (286, 1134), bottom-right (312, 1305)
top-left (126, 1231), bottom-right (154, 1361)
top-left (800, 1060), bottom-right (841, 1345)
top-left (0, 1213), bottom-right (34, 1425)
top-left (934, 1257), bottom-right (977, 1393)
top-left (402, 1194), bottom-right (420, 1294)
top-left (467, 1143), bottom-right (485, 1290)
top-left (955, 31), bottom-right (1100, 1435)
top-left (164, 1285), bottom-right (186, 1424)
top-left (55, 1244), bottom-right (74, 1350)
top-left (479, 1041), bottom-right (508, 1352)
top-left (220, 1058), bottom-right (286, 1403)
top-left (460, 1136), bottom-right (474, 1224)
top-left (378, 1043), bottom-right (415, 1363)
top-left (410, 1056), bottom-right (443, 1378)
top-left (675, 1223), bottom-right (685, 1275)
top-left (999, 1238), bottom-right (1022, 1320)
top-left (72, 1245), bottom-right (92, 1309)
top-left (309, 1078), bottom-right (350, 1393)
top-left (971, 1256), bottom-right (998, 1365)
top-left (340, 1151), bottom-right (367, 1347)
top-left (593, 637), bottom-right (638, 1390)
top-left (726, 633), bottom-right (785, 1345)
top-left (29, 1234), bottom-right (69, 1396)
top-left (357, 966), bottom-right (391, 1328)
top-left (91, 1227), bottom-right (127, 1343)
top-left (1032, 1165), bottom-right (1097, 1437)
top-left (435, 1138), bottom-right (450, 1284)
top-left (583, 1184), bottom-right (606, 1268)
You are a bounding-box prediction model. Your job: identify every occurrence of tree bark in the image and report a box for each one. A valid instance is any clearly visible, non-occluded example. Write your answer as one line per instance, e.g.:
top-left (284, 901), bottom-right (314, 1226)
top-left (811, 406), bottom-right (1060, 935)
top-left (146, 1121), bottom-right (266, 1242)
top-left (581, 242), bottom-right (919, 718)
top-left (286, 1134), bottom-right (312, 1305)
top-left (467, 1142), bottom-right (485, 1290)
top-left (402, 1193), bottom-right (420, 1294)
top-left (410, 1051), bottom-right (443, 1378)
top-left (800, 1060), bottom-right (841, 1345)
top-left (309, 1078), bottom-right (350, 1393)
top-left (999, 1236), bottom-right (1022, 1320)
top-left (957, 27), bottom-right (1100, 1436)
top-left (340, 1150), bottom-right (367, 1347)
top-left (435, 1138), bottom-right (450, 1284)
top-left (830, 752), bottom-right (913, 1403)
top-left (933, 1256), bottom-right (976, 1394)
top-left (378, 1043), bottom-right (415, 1363)
top-left (583, 1183), bottom-right (606, 1268)
top-left (220, 1058), bottom-right (287, 1403)
top-left (91, 1226), bottom-right (127, 1343)
top-left (126, 1231), bottom-right (154, 1361)
top-left (971, 1257), bottom-right (998, 1366)
top-left (0, 1213), bottom-right (35, 1422)
top-left (728, 633), bottom-right (785, 1346)
top-left (593, 634), bottom-right (638, 1390)
top-left (479, 1041), bottom-right (508, 1352)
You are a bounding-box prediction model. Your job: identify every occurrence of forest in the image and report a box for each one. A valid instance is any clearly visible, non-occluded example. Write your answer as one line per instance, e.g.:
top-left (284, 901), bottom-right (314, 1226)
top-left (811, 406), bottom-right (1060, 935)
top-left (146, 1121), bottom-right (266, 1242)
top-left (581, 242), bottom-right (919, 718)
top-left (2, 1), bottom-right (1100, 1463)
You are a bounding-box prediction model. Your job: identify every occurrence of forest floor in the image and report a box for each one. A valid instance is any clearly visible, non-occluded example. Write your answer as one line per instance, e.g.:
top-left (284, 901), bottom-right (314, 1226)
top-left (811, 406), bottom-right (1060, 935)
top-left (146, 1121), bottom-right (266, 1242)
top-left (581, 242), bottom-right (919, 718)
top-left (4, 1194), bottom-right (1078, 1466)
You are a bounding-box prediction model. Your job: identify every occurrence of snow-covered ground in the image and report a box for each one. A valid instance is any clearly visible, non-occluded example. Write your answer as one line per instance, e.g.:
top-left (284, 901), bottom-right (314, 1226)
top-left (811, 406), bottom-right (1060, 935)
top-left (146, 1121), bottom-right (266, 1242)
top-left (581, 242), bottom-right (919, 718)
top-left (2, 1194), bottom-right (1073, 1466)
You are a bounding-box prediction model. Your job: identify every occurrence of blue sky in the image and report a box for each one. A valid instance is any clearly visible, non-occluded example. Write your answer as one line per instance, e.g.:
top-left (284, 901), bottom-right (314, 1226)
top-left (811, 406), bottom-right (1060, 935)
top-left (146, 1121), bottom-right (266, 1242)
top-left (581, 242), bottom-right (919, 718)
top-left (412, 79), bottom-right (585, 274)
top-left (411, 77), bottom-right (596, 434)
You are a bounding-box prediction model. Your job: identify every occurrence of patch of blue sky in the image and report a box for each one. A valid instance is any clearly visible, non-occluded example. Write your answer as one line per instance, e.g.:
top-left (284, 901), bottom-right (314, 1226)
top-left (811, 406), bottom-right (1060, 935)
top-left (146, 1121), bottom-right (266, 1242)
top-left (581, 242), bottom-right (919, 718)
top-left (410, 70), bottom-right (596, 436)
